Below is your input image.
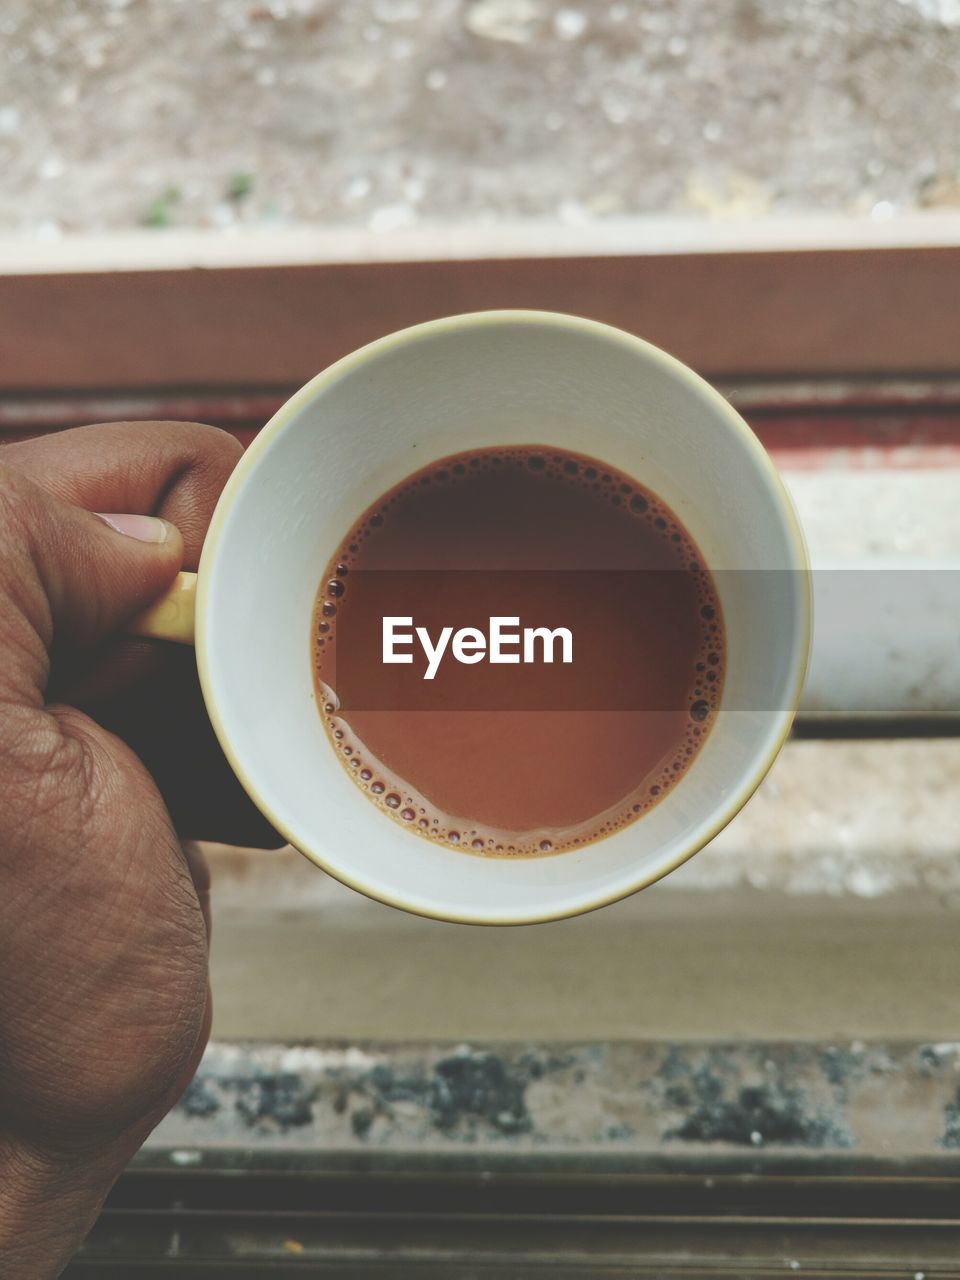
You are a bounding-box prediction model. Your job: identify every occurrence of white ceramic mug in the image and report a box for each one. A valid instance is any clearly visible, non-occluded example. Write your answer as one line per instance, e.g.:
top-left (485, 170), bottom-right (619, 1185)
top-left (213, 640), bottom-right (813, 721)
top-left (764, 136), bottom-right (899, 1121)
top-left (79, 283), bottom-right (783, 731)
top-left (135, 311), bottom-right (811, 924)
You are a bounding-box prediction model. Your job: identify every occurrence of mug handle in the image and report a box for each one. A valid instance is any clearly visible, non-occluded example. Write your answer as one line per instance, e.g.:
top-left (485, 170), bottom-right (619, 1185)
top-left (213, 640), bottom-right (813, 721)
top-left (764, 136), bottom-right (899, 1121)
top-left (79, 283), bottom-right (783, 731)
top-left (127, 571), bottom-right (198, 645)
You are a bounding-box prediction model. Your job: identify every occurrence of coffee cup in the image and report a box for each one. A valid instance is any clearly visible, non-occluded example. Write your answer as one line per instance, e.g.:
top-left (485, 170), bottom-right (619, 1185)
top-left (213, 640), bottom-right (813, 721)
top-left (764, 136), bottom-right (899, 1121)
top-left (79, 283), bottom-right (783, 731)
top-left (134, 311), bottom-right (810, 924)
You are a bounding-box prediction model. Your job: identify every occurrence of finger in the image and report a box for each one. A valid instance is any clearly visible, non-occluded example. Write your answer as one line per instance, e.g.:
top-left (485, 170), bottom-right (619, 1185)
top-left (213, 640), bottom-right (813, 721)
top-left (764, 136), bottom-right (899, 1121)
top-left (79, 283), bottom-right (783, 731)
top-left (0, 466), bottom-right (184, 700)
top-left (0, 427), bottom-right (280, 847)
top-left (1, 420), bottom-right (243, 571)
top-left (7, 420), bottom-right (239, 706)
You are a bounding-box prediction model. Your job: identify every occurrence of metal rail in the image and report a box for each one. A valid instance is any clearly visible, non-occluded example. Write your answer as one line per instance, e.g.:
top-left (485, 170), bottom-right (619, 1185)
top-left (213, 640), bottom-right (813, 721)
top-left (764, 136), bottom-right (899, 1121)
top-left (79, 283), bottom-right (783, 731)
top-left (70, 1160), bottom-right (960, 1275)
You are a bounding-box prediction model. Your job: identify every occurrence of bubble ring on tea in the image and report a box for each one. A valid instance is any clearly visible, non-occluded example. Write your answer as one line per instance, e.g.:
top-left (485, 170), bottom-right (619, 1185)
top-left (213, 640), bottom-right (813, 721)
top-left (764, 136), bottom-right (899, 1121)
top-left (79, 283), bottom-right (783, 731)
top-left (312, 445), bottom-right (725, 858)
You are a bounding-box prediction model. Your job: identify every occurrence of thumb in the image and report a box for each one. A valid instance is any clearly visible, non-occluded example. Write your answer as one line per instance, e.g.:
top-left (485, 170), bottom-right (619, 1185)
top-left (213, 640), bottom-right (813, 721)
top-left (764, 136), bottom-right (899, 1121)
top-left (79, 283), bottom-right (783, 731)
top-left (0, 465), bottom-right (184, 680)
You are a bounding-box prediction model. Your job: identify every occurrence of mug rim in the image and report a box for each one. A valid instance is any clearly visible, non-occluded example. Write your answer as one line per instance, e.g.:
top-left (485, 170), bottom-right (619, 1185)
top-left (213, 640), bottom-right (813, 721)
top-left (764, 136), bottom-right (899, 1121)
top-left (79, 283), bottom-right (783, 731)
top-left (194, 309), bottom-right (812, 925)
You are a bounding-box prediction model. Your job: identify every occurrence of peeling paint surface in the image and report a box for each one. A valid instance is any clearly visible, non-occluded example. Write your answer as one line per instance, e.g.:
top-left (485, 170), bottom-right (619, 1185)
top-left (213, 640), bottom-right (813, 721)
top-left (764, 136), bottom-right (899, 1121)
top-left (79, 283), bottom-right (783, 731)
top-left (150, 1040), bottom-right (960, 1162)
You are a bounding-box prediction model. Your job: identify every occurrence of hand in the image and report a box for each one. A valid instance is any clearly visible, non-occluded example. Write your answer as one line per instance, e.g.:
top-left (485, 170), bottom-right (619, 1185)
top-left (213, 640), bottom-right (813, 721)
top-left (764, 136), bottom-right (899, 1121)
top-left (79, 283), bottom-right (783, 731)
top-left (0, 422), bottom-right (240, 1276)
top-left (3, 424), bottom-right (280, 847)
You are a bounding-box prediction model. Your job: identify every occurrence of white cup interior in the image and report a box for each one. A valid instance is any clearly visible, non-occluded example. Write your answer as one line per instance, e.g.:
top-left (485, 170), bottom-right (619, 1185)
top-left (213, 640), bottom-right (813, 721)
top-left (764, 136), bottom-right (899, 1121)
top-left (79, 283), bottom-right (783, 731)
top-left (198, 312), bottom-right (809, 923)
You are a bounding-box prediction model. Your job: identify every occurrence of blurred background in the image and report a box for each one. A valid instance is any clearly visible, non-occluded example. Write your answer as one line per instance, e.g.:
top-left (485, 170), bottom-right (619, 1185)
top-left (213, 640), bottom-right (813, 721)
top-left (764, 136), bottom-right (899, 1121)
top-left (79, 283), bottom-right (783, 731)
top-left (1, 0), bottom-right (959, 237)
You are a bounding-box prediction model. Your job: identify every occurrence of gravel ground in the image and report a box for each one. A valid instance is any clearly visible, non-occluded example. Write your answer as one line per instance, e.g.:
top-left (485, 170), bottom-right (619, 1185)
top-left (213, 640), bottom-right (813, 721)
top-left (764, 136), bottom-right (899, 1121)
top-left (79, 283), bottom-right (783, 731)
top-left (1, 0), bottom-right (959, 236)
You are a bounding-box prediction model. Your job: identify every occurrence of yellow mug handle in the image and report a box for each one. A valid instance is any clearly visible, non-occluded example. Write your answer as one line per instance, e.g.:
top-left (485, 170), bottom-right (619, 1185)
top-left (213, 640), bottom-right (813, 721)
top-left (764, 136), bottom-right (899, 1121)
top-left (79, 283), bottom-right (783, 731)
top-left (128, 571), bottom-right (198, 645)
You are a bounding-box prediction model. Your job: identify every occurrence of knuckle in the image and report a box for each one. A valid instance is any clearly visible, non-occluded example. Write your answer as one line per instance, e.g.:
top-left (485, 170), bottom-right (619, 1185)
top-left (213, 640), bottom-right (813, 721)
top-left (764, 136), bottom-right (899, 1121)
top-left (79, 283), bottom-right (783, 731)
top-left (158, 420), bottom-right (244, 472)
top-left (136, 422), bottom-right (244, 511)
top-left (145, 423), bottom-right (243, 554)
top-left (84, 419), bottom-right (242, 484)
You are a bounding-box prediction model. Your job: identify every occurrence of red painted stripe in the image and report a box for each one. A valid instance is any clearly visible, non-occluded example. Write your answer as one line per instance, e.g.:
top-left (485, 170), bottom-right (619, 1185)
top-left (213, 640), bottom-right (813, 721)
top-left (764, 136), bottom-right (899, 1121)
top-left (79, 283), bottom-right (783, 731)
top-left (752, 412), bottom-right (960, 451)
top-left (753, 412), bottom-right (960, 469)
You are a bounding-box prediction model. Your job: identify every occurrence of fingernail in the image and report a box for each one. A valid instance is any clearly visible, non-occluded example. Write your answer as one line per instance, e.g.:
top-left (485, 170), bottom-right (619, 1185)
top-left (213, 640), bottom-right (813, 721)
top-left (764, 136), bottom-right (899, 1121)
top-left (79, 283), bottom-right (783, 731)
top-left (95, 512), bottom-right (170, 544)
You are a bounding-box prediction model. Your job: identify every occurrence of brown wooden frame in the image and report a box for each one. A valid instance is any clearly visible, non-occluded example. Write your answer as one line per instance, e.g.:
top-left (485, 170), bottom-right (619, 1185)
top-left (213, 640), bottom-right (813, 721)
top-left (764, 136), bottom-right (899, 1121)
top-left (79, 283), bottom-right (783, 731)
top-left (1, 232), bottom-right (958, 390)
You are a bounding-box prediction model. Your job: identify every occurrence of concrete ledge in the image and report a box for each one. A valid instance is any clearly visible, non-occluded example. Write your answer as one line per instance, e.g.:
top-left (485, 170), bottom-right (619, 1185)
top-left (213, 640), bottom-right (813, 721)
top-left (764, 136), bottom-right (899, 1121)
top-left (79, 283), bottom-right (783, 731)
top-left (6, 215), bottom-right (960, 274)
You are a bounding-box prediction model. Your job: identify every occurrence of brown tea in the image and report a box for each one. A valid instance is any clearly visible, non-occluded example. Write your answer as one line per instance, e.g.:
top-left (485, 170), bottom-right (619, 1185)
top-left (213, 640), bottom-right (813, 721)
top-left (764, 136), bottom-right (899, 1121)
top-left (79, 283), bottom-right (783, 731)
top-left (312, 446), bottom-right (724, 857)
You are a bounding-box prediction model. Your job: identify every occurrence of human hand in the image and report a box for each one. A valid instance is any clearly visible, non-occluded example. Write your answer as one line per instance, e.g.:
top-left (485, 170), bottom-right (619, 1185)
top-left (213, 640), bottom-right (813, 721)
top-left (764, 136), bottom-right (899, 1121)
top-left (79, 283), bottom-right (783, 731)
top-left (0, 421), bottom-right (241, 1276)
top-left (3, 423), bottom-right (280, 848)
